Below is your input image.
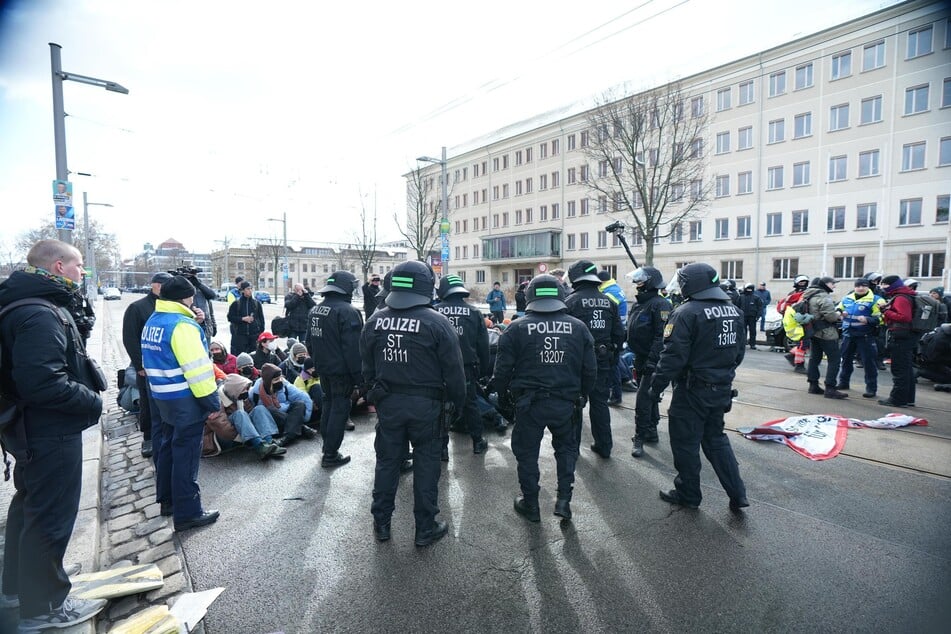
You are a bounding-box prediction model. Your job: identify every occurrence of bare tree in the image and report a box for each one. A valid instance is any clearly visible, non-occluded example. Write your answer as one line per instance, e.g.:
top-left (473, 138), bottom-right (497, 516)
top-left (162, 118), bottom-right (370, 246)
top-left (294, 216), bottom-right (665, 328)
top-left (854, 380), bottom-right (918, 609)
top-left (352, 187), bottom-right (378, 281)
top-left (397, 166), bottom-right (449, 261)
top-left (582, 83), bottom-right (711, 265)
top-left (16, 220), bottom-right (121, 277)
top-left (254, 238), bottom-right (284, 299)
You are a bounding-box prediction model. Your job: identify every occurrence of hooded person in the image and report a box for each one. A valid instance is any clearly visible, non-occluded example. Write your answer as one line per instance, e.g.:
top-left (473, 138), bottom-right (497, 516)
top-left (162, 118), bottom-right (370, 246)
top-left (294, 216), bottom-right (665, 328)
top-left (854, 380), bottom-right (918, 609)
top-left (929, 287), bottom-right (950, 323)
top-left (280, 342), bottom-right (309, 384)
top-left (249, 363), bottom-right (316, 446)
top-left (293, 357), bottom-right (324, 424)
top-left (878, 275), bottom-right (919, 407)
top-left (209, 340), bottom-right (237, 375)
top-left (203, 374), bottom-right (285, 459)
top-left (235, 352), bottom-right (259, 380)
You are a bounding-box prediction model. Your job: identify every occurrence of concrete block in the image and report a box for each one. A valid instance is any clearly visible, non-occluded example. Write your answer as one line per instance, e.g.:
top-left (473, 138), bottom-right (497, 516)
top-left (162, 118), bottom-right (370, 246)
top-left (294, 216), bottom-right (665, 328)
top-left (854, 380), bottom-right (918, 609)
top-left (133, 497), bottom-right (155, 510)
top-left (109, 504), bottom-right (135, 519)
top-left (145, 571), bottom-right (186, 602)
top-left (109, 528), bottom-right (134, 546)
top-left (138, 540), bottom-right (176, 564)
top-left (154, 554), bottom-right (182, 578)
top-left (143, 504), bottom-right (162, 520)
top-left (78, 455), bottom-right (100, 513)
top-left (108, 493), bottom-right (136, 508)
top-left (82, 425), bottom-right (103, 462)
top-left (108, 559), bottom-right (134, 570)
top-left (110, 537), bottom-right (147, 562)
top-left (148, 528), bottom-right (174, 546)
top-left (106, 595), bottom-right (141, 620)
top-left (131, 480), bottom-right (152, 492)
top-left (109, 512), bottom-right (143, 532)
top-left (134, 516), bottom-right (169, 538)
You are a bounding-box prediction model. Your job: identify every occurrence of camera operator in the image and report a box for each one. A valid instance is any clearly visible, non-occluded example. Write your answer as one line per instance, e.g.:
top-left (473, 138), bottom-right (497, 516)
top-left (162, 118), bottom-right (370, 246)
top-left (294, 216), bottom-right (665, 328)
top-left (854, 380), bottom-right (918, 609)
top-left (170, 266), bottom-right (217, 340)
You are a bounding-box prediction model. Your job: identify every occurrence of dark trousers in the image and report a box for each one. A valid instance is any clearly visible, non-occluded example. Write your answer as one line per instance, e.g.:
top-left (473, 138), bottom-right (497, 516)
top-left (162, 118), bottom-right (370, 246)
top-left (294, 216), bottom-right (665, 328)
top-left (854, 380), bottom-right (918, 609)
top-left (807, 336), bottom-right (841, 387)
top-left (838, 334), bottom-right (878, 393)
top-left (153, 404), bottom-right (205, 523)
top-left (371, 395), bottom-right (442, 532)
top-left (135, 371), bottom-right (153, 440)
top-left (463, 365), bottom-right (483, 441)
top-left (290, 330), bottom-right (308, 345)
top-left (667, 384), bottom-right (746, 507)
top-left (610, 357), bottom-right (624, 400)
top-left (2, 433), bottom-right (83, 617)
top-left (269, 401), bottom-right (307, 439)
top-left (633, 366), bottom-right (660, 440)
top-left (320, 375), bottom-right (352, 457)
top-left (230, 330), bottom-right (255, 355)
top-left (491, 310), bottom-right (504, 324)
top-left (887, 333), bottom-right (919, 404)
top-left (577, 367), bottom-right (612, 454)
top-left (511, 397), bottom-right (578, 502)
top-left (745, 316), bottom-right (758, 348)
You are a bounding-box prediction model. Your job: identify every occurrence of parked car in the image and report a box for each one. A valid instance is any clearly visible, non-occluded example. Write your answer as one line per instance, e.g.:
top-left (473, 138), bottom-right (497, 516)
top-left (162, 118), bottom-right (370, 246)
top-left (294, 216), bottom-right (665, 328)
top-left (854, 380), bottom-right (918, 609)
top-left (217, 284), bottom-right (237, 301)
top-left (254, 290), bottom-right (272, 304)
top-left (103, 287), bottom-right (122, 301)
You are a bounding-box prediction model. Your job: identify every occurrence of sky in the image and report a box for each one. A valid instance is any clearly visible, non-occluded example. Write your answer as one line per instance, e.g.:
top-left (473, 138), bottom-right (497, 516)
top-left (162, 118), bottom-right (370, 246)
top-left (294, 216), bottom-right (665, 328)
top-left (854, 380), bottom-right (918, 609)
top-left (0, 0), bottom-right (899, 260)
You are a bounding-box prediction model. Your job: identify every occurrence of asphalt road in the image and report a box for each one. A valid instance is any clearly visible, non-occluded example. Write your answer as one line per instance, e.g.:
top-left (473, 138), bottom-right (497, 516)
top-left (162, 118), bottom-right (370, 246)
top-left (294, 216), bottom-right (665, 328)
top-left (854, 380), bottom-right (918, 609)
top-left (97, 295), bottom-right (951, 634)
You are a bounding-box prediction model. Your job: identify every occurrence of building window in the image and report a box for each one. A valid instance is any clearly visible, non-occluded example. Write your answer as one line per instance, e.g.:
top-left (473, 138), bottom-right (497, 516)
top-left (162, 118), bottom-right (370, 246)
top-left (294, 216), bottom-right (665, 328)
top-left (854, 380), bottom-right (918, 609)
top-left (580, 131), bottom-right (589, 148)
top-left (738, 126), bottom-right (753, 150)
top-left (737, 216), bottom-right (751, 238)
top-left (715, 218), bottom-right (729, 239)
top-left (580, 232), bottom-right (589, 249)
top-left (767, 166), bottom-right (784, 190)
top-left (908, 252), bottom-right (944, 278)
top-left (738, 171), bottom-right (753, 194)
top-left (462, 246), bottom-right (468, 259)
top-left (493, 186), bottom-right (499, 201)
top-left (943, 78), bottom-right (951, 108)
top-left (539, 205), bottom-right (548, 221)
top-left (827, 206), bottom-right (845, 231)
top-left (525, 208), bottom-right (533, 223)
top-left (716, 131), bottom-right (731, 154)
top-left (716, 87), bottom-right (731, 111)
top-left (670, 183), bottom-right (684, 203)
top-left (773, 258), bottom-right (799, 279)
top-left (901, 142), bottom-right (926, 171)
top-left (857, 203), bottom-right (877, 229)
top-left (793, 161), bottom-right (811, 187)
top-left (715, 175), bottom-right (730, 197)
top-left (525, 178), bottom-right (533, 193)
top-left (768, 71), bottom-right (786, 97)
top-left (580, 198), bottom-right (590, 215)
top-left (473, 244), bottom-right (479, 258)
top-left (941, 137), bottom-right (951, 166)
top-left (721, 260), bottom-right (744, 280)
top-left (502, 183), bottom-right (509, 198)
top-left (597, 231), bottom-right (608, 248)
top-left (690, 138), bottom-right (704, 158)
top-left (502, 155), bottom-right (509, 169)
top-left (795, 62), bottom-right (814, 89)
top-left (525, 147), bottom-right (532, 163)
top-left (551, 171), bottom-right (560, 188)
top-left (831, 51), bottom-right (851, 80)
top-left (476, 270), bottom-right (486, 283)
top-left (739, 80), bottom-right (755, 105)
top-left (899, 198), bottom-right (922, 225)
top-left (539, 174), bottom-right (548, 190)
top-left (567, 168), bottom-right (576, 184)
top-left (863, 41), bottom-right (885, 71)
top-left (689, 220), bottom-right (702, 242)
top-left (502, 212), bottom-right (509, 226)
top-left (691, 95), bottom-right (704, 117)
top-left (830, 103), bottom-right (849, 130)
top-left (828, 155), bottom-right (847, 182)
top-left (551, 139), bottom-right (560, 155)
top-left (792, 209), bottom-right (809, 234)
top-left (539, 143), bottom-right (548, 160)
top-left (793, 112), bottom-right (812, 138)
top-left (905, 84), bottom-right (929, 115)
top-left (670, 223), bottom-right (683, 243)
top-left (690, 179), bottom-right (703, 201)
top-left (766, 212), bottom-right (782, 236)
top-left (937, 195), bottom-right (949, 223)
top-left (493, 213), bottom-right (499, 228)
top-left (493, 157), bottom-right (499, 172)
top-left (768, 119), bottom-right (785, 143)
top-left (861, 95), bottom-right (883, 124)
top-left (552, 203), bottom-right (560, 219)
top-left (598, 195), bottom-right (608, 213)
top-left (907, 25), bottom-right (933, 59)
top-left (567, 200), bottom-right (576, 217)
top-left (567, 134), bottom-right (576, 151)
top-left (858, 149), bottom-right (880, 177)
top-left (834, 256), bottom-right (865, 279)
top-left (515, 209), bottom-right (523, 225)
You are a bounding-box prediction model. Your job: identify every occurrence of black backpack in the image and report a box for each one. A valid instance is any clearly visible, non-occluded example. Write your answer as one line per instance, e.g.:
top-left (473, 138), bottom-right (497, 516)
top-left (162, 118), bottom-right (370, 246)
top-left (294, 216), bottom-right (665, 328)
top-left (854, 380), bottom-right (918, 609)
top-left (910, 294), bottom-right (941, 333)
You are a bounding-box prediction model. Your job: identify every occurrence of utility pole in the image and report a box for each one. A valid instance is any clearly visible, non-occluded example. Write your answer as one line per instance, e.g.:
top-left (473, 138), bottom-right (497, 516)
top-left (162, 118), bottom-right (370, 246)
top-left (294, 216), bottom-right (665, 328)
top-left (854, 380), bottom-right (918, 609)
top-left (215, 237), bottom-right (231, 286)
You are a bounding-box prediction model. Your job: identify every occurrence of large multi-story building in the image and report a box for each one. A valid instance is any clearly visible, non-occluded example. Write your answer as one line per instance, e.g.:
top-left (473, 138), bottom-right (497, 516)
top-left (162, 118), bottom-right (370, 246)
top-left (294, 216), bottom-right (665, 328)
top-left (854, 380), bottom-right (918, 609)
top-left (410, 0), bottom-right (950, 300)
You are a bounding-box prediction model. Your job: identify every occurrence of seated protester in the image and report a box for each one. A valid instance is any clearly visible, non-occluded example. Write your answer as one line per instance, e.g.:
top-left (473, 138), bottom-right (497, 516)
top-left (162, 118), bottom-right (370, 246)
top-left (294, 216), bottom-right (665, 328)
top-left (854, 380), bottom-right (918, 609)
top-left (212, 363), bottom-right (227, 383)
top-left (203, 374), bottom-right (286, 460)
top-left (293, 358), bottom-right (324, 424)
top-left (253, 331), bottom-right (286, 369)
top-left (250, 363), bottom-right (317, 447)
top-left (235, 352), bottom-right (260, 381)
top-left (281, 342), bottom-right (309, 384)
top-left (210, 340), bottom-right (237, 375)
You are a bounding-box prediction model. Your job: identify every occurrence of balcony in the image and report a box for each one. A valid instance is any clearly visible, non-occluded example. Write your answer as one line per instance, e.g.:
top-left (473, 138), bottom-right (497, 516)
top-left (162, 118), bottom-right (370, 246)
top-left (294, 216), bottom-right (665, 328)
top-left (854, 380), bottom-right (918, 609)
top-left (482, 230), bottom-right (562, 263)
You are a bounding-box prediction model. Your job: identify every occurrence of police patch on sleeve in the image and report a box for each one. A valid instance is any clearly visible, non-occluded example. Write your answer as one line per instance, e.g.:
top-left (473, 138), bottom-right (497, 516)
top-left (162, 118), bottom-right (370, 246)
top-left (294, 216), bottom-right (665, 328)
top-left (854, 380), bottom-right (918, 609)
top-left (663, 323), bottom-right (674, 338)
top-left (660, 310), bottom-right (670, 322)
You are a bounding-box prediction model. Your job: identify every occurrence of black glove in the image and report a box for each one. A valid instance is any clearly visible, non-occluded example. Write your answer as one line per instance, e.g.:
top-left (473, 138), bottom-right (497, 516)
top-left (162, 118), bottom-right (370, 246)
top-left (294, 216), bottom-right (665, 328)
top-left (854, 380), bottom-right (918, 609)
top-left (648, 382), bottom-right (664, 403)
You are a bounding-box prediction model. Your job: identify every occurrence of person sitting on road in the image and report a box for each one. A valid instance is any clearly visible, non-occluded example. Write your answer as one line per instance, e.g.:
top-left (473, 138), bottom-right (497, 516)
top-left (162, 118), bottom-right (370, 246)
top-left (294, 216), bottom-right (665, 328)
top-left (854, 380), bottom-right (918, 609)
top-left (203, 374), bottom-right (286, 460)
top-left (280, 342), bottom-right (309, 384)
top-left (235, 352), bottom-right (260, 381)
top-left (210, 340), bottom-right (237, 375)
top-left (250, 363), bottom-right (316, 447)
top-left (293, 357), bottom-right (324, 425)
top-left (252, 331), bottom-right (286, 369)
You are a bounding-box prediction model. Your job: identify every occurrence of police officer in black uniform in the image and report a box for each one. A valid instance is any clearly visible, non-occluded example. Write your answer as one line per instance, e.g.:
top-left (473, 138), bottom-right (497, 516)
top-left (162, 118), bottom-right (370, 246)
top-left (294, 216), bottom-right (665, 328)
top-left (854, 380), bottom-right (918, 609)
top-left (627, 266), bottom-right (672, 458)
top-left (493, 274), bottom-right (597, 522)
top-left (564, 260), bottom-right (623, 458)
top-left (649, 263), bottom-right (749, 512)
top-left (436, 274), bottom-right (491, 455)
top-left (361, 261), bottom-right (466, 546)
top-left (308, 271), bottom-right (363, 469)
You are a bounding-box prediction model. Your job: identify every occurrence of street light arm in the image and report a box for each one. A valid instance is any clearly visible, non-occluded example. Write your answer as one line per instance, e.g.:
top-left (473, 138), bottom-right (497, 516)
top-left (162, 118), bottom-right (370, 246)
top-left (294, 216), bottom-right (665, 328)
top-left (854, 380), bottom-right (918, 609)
top-left (59, 71), bottom-right (130, 94)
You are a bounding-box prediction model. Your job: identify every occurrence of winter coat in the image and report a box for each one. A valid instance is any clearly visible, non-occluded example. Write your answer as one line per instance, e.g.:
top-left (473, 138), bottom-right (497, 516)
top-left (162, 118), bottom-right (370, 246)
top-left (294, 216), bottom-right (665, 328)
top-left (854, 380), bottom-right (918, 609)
top-left (284, 289), bottom-right (316, 332)
top-left (250, 363), bottom-right (313, 420)
top-left (122, 292), bottom-right (159, 371)
top-left (803, 286), bottom-right (840, 341)
top-left (227, 294), bottom-right (264, 339)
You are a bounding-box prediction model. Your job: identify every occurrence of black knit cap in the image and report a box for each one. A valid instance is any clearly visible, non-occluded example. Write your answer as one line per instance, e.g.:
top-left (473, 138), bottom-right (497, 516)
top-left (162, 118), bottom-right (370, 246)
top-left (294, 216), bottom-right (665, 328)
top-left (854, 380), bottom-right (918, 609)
top-left (160, 275), bottom-right (195, 301)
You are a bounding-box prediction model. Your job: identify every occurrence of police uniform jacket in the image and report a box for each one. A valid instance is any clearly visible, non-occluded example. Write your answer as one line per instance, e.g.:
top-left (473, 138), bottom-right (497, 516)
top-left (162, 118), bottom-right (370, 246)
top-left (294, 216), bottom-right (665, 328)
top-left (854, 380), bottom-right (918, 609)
top-left (836, 291), bottom-right (881, 337)
top-left (738, 292), bottom-right (765, 318)
top-left (360, 304), bottom-right (467, 412)
top-left (492, 310), bottom-right (597, 401)
top-left (308, 295), bottom-right (364, 382)
top-left (652, 297), bottom-right (746, 393)
top-left (626, 288), bottom-right (672, 370)
top-left (227, 294), bottom-right (264, 338)
top-left (436, 296), bottom-right (491, 376)
top-left (142, 299), bottom-right (220, 426)
top-left (565, 284), bottom-right (623, 370)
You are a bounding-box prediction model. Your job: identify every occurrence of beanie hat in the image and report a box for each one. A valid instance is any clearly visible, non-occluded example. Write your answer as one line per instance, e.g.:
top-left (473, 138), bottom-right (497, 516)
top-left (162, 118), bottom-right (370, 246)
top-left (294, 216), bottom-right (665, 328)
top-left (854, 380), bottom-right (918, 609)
top-left (236, 352), bottom-right (253, 368)
top-left (151, 272), bottom-right (172, 284)
top-left (238, 281), bottom-right (252, 290)
top-left (290, 343), bottom-right (307, 358)
top-left (881, 275), bottom-right (903, 293)
top-left (286, 337), bottom-right (298, 350)
top-left (160, 275), bottom-right (195, 301)
top-left (854, 278), bottom-right (869, 287)
top-left (931, 286), bottom-right (945, 296)
top-left (301, 357), bottom-right (316, 379)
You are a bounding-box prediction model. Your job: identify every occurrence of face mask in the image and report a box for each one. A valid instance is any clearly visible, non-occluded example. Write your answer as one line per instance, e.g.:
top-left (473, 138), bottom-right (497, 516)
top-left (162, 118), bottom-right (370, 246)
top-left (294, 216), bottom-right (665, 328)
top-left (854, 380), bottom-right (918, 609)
top-left (266, 341), bottom-right (278, 351)
top-left (295, 355), bottom-right (306, 364)
top-left (240, 366), bottom-right (254, 377)
top-left (271, 382), bottom-right (284, 392)
top-left (237, 392), bottom-right (249, 401)
top-left (212, 352), bottom-right (225, 362)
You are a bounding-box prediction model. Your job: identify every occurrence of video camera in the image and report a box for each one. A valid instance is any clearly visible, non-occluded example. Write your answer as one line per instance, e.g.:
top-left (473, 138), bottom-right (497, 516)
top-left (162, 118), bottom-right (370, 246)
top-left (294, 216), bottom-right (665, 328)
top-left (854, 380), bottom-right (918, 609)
top-left (604, 220), bottom-right (626, 234)
top-left (168, 262), bottom-right (202, 277)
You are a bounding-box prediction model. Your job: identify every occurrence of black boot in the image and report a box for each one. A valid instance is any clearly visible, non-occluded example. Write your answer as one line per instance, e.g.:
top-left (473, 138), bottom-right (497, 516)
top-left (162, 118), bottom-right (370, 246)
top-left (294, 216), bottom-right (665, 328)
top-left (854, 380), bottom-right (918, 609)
top-left (631, 437), bottom-right (645, 458)
top-left (824, 386), bottom-right (848, 399)
top-left (808, 381), bottom-right (823, 395)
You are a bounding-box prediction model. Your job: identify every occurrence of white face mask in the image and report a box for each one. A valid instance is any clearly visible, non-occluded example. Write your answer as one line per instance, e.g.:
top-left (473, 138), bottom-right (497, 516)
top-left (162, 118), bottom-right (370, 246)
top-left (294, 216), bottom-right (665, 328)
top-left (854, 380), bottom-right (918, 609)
top-left (266, 341), bottom-right (278, 351)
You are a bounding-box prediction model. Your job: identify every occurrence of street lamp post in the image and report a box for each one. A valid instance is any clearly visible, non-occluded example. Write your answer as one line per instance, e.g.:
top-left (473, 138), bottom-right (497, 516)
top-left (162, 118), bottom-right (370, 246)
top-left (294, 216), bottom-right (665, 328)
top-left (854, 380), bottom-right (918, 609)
top-left (82, 191), bottom-right (113, 296)
top-left (266, 212), bottom-right (288, 298)
top-left (416, 147), bottom-right (449, 275)
top-left (50, 43), bottom-right (128, 244)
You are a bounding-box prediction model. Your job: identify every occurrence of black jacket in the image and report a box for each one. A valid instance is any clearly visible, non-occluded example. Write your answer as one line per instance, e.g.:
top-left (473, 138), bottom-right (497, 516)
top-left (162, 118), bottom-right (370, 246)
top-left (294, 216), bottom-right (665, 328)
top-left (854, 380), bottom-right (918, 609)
top-left (738, 291), bottom-right (765, 318)
top-left (626, 289), bottom-right (672, 370)
top-left (564, 283), bottom-right (624, 369)
top-left (188, 276), bottom-right (217, 339)
top-left (284, 289), bottom-right (316, 332)
top-left (515, 286), bottom-right (527, 313)
top-left (227, 294), bottom-right (265, 338)
top-left (362, 282), bottom-right (382, 316)
top-left (122, 292), bottom-right (159, 371)
top-left (0, 270), bottom-right (103, 438)
top-left (308, 294), bottom-right (364, 382)
top-left (436, 296), bottom-right (491, 376)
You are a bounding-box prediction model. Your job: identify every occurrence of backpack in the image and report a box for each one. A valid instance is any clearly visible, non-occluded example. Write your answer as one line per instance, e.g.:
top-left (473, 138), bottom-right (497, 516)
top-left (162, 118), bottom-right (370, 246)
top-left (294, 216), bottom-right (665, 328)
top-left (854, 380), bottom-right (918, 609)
top-left (116, 366), bottom-right (140, 414)
top-left (911, 294), bottom-right (941, 333)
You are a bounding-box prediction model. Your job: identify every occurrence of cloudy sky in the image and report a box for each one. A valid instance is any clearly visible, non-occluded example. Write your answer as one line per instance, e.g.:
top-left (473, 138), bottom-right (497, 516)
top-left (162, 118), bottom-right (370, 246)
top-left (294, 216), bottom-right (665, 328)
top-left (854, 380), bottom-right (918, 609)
top-left (0, 0), bottom-right (896, 258)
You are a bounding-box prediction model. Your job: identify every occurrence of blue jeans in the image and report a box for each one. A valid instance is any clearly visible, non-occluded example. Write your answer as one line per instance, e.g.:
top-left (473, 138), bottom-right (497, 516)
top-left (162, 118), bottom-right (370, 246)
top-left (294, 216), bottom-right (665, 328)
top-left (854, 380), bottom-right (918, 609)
top-left (838, 334), bottom-right (878, 393)
top-left (229, 405), bottom-right (278, 442)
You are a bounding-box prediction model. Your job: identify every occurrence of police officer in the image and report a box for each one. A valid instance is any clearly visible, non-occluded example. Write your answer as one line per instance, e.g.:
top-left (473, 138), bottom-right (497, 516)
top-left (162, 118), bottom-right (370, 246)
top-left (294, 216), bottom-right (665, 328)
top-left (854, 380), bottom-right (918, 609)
top-left (565, 261), bottom-right (623, 458)
top-left (361, 261), bottom-right (466, 546)
top-left (626, 266), bottom-right (672, 458)
top-left (308, 271), bottom-right (363, 468)
top-left (649, 263), bottom-right (749, 513)
top-left (142, 275), bottom-right (221, 530)
top-left (493, 274), bottom-right (597, 522)
top-left (436, 274), bottom-right (491, 455)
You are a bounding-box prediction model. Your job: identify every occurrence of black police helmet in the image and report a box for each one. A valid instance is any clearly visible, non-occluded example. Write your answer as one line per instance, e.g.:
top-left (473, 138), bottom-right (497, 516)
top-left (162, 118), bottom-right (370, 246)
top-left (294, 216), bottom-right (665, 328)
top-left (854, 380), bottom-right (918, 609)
top-left (744, 283), bottom-right (755, 291)
top-left (677, 263), bottom-right (729, 301)
top-left (385, 260), bottom-right (435, 309)
top-left (319, 271), bottom-right (358, 296)
top-left (525, 274), bottom-right (566, 312)
top-left (567, 259), bottom-right (601, 286)
top-left (437, 274), bottom-right (469, 299)
top-left (631, 266), bottom-right (665, 291)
